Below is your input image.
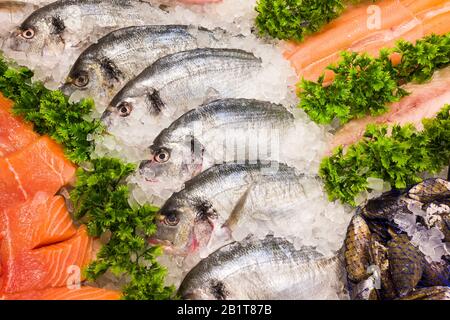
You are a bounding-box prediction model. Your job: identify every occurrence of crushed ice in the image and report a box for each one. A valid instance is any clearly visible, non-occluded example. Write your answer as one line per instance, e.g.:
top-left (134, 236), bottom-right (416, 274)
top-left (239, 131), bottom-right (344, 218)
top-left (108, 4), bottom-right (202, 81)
top-left (393, 201), bottom-right (448, 263)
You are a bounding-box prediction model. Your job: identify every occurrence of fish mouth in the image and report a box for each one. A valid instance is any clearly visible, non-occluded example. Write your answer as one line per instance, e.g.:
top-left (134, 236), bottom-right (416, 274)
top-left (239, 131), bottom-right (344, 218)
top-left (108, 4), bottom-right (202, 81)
top-left (148, 238), bottom-right (189, 256)
top-left (59, 82), bottom-right (75, 96)
top-left (139, 160), bottom-right (160, 183)
top-left (100, 109), bottom-right (112, 122)
top-left (148, 228), bottom-right (200, 256)
top-left (148, 238), bottom-right (172, 246)
top-left (139, 159), bottom-right (152, 173)
top-left (6, 32), bottom-right (24, 52)
top-left (100, 108), bottom-right (115, 128)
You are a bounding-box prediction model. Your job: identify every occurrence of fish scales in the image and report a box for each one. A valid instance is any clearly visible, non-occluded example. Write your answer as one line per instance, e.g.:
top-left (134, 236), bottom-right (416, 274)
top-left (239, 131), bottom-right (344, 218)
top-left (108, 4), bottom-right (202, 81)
top-left (154, 162), bottom-right (320, 253)
top-left (62, 25), bottom-right (230, 100)
top-left (103, 48), bottom-right (262, 127)
top-left (9, 0), bottom-right (166, 54)
top-left (141, 99), bottom-right (295, 185)
top-left (179, 236), bottom-right (346, 300)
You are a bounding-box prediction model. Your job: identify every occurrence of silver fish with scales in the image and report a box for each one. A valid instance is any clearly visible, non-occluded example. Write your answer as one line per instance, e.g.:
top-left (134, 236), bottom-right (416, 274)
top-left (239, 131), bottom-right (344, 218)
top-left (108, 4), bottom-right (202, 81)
top-left (8, 0), bottom-right (166, 54)
top-left (61, 25), bottom-right (231, 101)
top-left (101, 48), bottom-right (262, 133)
top-left (152, 161), bottom-right (321, 255)
top-left (179, 236), bottom-right (347, 300)
top-left (139, 98), bottom-right (295, 185)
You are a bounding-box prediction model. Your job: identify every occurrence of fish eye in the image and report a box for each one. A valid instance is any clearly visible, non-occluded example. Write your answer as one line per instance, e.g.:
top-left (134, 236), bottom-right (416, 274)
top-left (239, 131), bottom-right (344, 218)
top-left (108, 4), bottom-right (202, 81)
top-left (164, 213), bottom-right (179, 226)
top-left (154, 148), bottom-right (170, 163)
top-left (74, 73), bottom-right (89, 87)
top-left (117, 101), bottom-right (133, 117)
top-left (21, 28), bottom-right (35, 39)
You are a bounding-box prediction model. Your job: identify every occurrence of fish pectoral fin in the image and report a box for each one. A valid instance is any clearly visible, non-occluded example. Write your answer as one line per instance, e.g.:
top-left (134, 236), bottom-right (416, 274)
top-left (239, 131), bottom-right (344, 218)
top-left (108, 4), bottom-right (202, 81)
top-left (146, 90), bottom-right (165, 114)
top-left (222, 184), bottom-right (253, 231)
top-left (202, 87), bottom-right (221, 105)
top-left (70, 40), bottom-right (85, 49)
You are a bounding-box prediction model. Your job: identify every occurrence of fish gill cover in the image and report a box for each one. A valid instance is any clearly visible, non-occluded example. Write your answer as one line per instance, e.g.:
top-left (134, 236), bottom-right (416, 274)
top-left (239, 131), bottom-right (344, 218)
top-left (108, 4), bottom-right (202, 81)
top-left (0, 54), bottom-right (175, 300)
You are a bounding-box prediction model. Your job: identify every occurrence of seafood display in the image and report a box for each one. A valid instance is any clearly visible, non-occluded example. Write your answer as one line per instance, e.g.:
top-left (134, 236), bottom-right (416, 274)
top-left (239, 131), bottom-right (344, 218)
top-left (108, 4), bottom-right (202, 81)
top-left (344, 179), bottom-right (450, 300)
top-left (0, 0), bottom-right (448, 301)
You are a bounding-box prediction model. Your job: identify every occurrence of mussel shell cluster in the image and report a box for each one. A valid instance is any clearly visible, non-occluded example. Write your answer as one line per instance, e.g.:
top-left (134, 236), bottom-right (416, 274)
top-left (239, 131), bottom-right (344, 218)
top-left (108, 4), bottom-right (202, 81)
top-left (344, 178), bottom-right (450, 300)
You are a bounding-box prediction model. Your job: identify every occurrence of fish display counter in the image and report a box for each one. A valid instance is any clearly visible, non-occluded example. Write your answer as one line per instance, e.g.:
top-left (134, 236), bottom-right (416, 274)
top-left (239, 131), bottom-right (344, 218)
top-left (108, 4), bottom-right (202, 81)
top-left (0, 0), bottom-right (448, 301)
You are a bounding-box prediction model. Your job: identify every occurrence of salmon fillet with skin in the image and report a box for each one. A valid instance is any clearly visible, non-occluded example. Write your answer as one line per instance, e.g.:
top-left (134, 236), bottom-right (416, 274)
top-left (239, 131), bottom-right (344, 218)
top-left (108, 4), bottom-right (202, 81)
top-left (285, 1), bottom-right (416, 71)
top-left (1, 286), bottom-right (121, 300)
top-left (0, 94), bottom-right (38, 158)
top-left (0, 136), bottom-right (76, 210)
top-left (0, 193), bottom-right (93, 293)
top-left (329, 67), bottom-right (450, 152)
top-left (286, 0), bottom-right (450, 83)
top-left (282, 0), bottom-right (446, 57)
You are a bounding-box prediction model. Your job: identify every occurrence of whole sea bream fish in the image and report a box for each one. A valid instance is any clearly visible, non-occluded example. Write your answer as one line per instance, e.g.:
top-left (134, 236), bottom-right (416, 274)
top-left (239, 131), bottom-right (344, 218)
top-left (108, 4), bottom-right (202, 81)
top-left (101, 48), bottom-right (262, 130)
top-left (151, 161), bottom-right (321, 254)
top-left (7, 0), bottom-right (167, 54)
top-left (139, 98), bottom-right (295, 184)
top-left (179, 236), bottom-right (348, 300)
top-left (60, 25), bottom-right (231, 101)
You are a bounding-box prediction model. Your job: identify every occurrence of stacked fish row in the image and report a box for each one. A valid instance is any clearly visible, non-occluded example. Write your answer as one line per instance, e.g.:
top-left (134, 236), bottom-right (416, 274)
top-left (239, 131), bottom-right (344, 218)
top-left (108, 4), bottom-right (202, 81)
top-left (3, 0), bottom-right (348, 300)
top-left (344, 179), bottom-right (450, 300)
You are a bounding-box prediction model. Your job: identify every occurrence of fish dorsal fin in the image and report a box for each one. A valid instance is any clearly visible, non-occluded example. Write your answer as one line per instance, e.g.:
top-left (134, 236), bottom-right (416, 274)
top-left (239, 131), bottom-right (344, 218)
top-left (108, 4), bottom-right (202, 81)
top-left (146, 90), bottom-right (165, 114)
top-left (203, 87), bottom-right (221, 105)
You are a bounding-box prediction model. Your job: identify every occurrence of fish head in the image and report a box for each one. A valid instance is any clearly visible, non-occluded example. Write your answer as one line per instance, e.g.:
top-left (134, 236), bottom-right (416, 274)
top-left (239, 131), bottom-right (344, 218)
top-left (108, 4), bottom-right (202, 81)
top-left (101, 87), bottom-right (150, 130)
top-left (150, 197), bottom-right (216, 255)
top-left (139, 136), bottom-right (204, 183)
top-left (9, 11), bottom-right (65, 54)
top-left (60, 55), bottom-right (100, 98)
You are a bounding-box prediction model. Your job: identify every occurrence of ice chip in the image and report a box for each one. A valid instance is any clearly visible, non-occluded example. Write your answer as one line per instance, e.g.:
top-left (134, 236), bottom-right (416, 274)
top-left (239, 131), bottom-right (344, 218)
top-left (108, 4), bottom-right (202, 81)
top-left (367, 177), bottom-right (385, 191)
